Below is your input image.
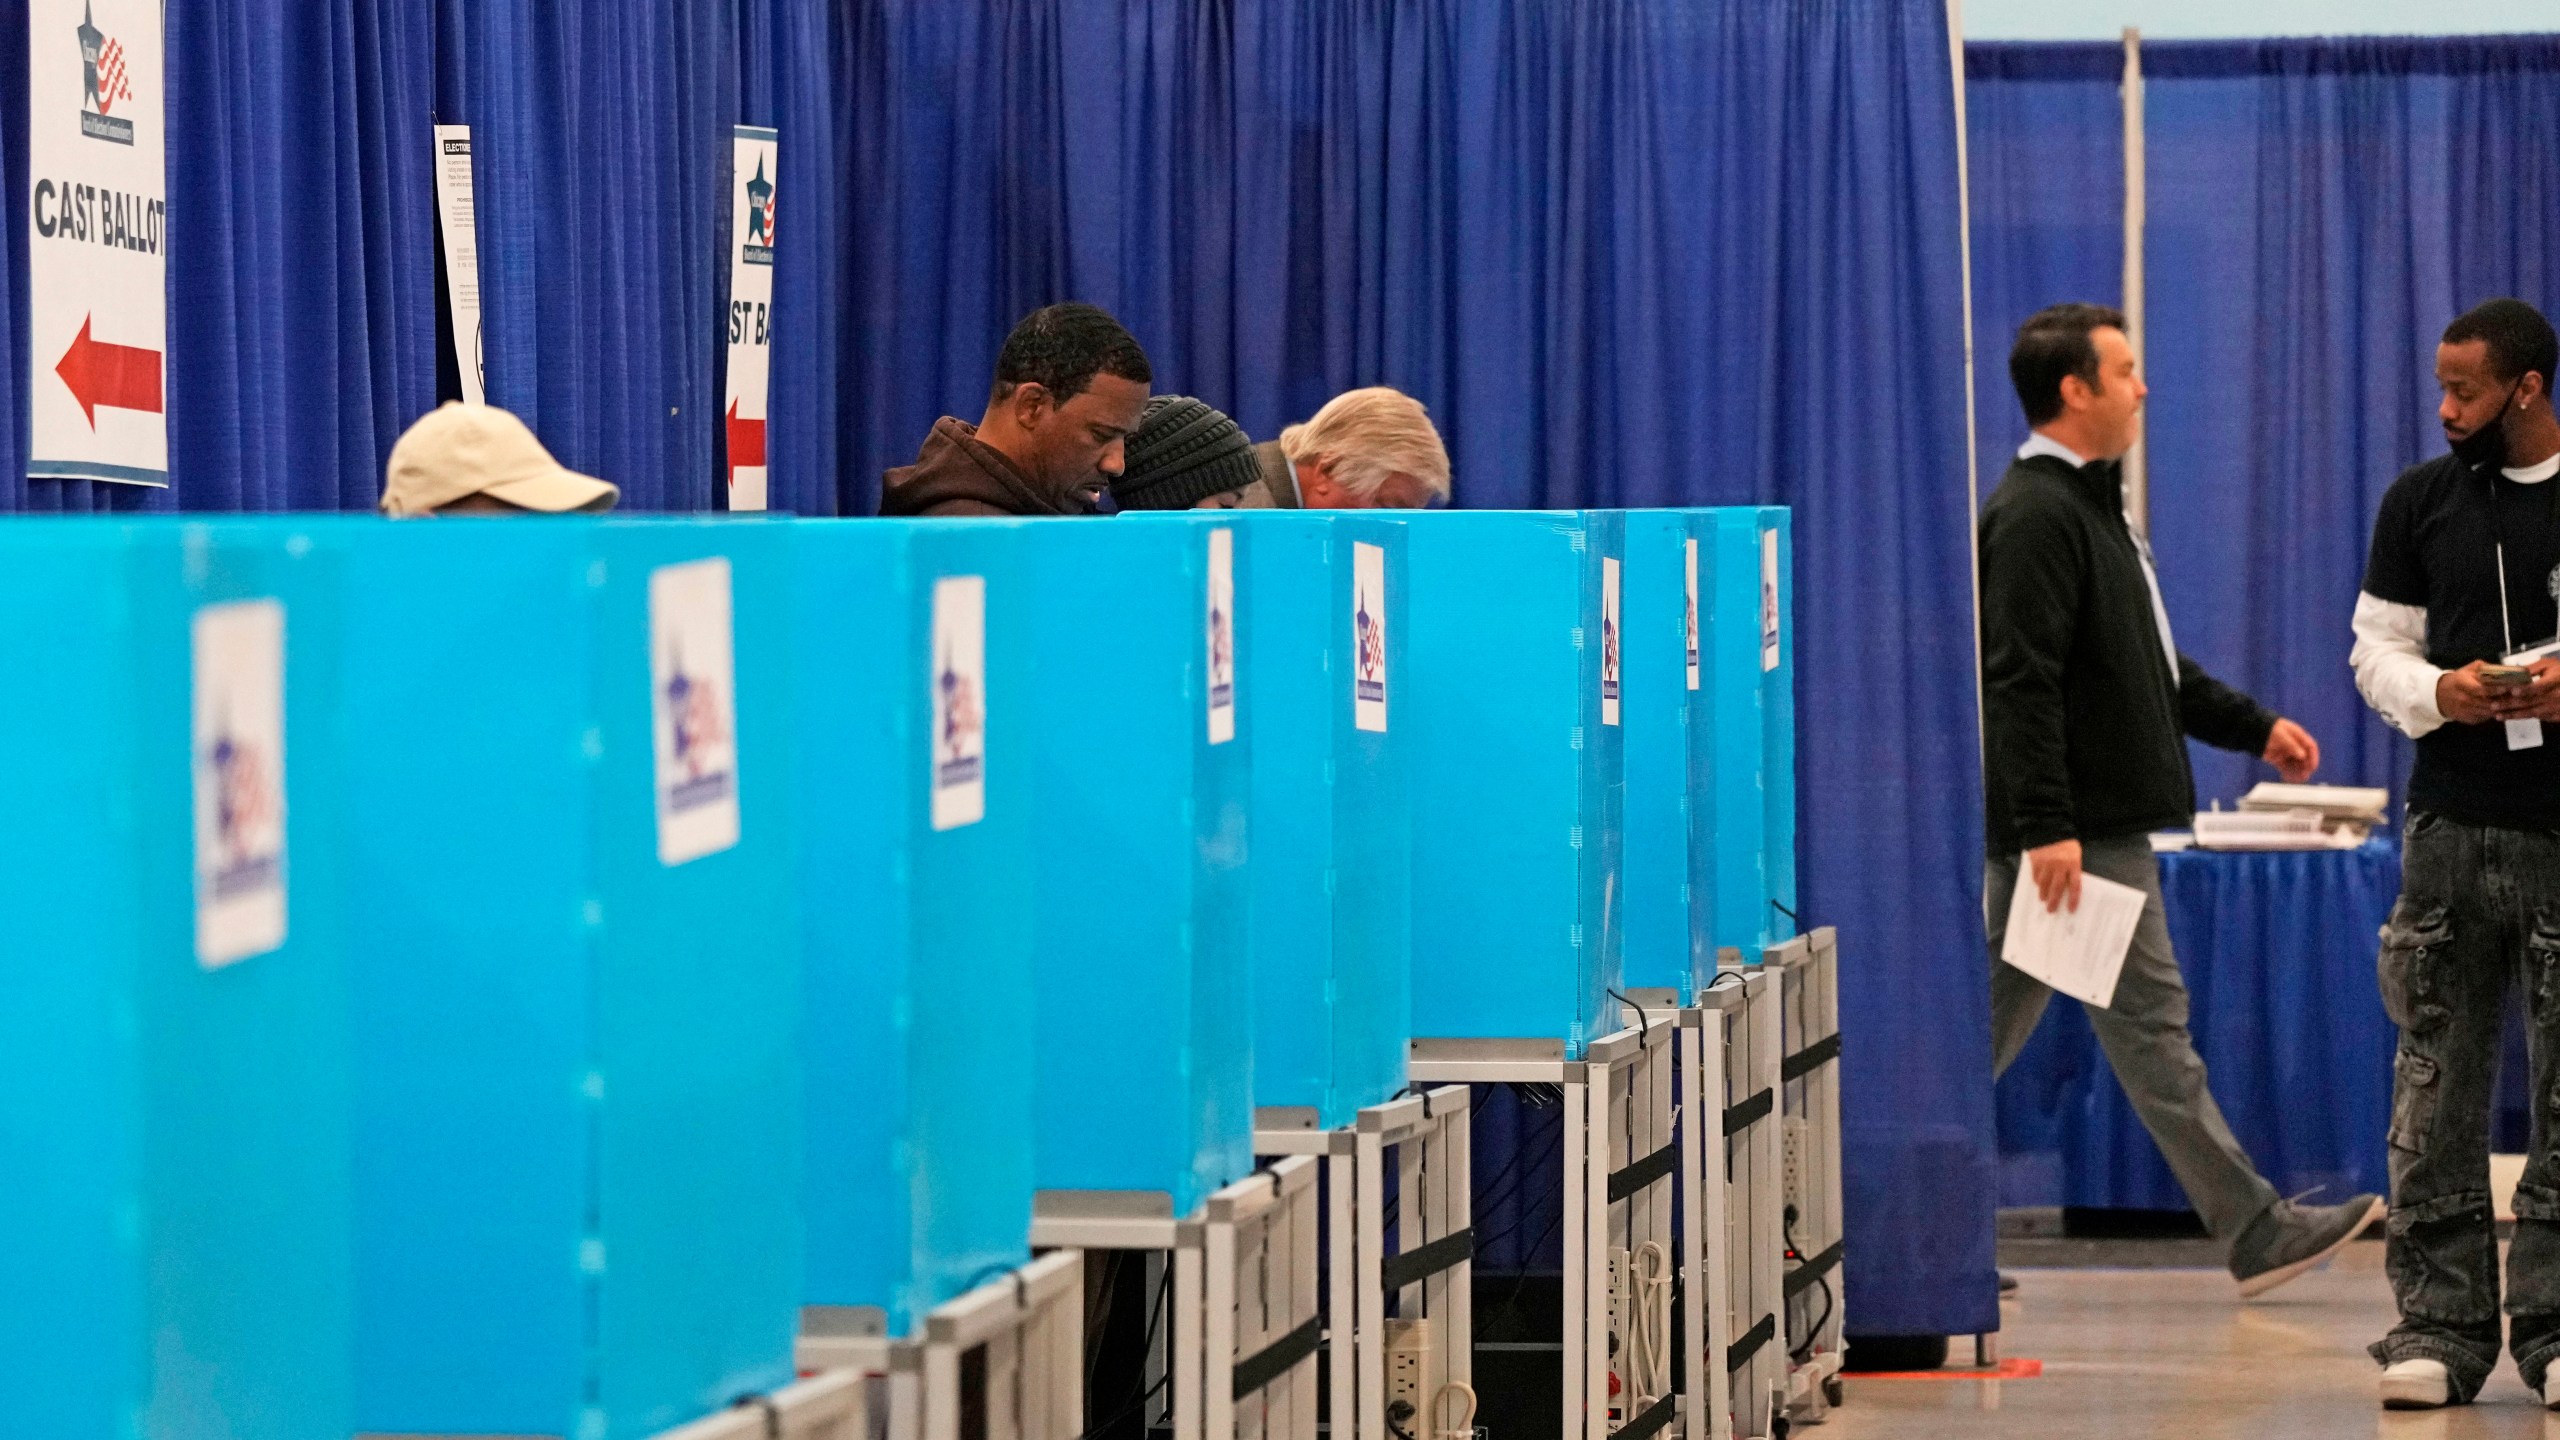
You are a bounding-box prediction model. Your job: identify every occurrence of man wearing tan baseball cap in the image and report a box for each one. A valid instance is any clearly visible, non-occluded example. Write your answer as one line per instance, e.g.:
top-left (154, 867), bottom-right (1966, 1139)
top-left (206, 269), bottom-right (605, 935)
top-left (378, 402), bottom-right (620, 516)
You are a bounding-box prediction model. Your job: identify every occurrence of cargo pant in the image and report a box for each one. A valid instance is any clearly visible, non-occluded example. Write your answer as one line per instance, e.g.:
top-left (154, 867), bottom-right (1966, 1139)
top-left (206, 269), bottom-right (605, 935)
top-left (2371, 813), bottom-right (2560, 1397)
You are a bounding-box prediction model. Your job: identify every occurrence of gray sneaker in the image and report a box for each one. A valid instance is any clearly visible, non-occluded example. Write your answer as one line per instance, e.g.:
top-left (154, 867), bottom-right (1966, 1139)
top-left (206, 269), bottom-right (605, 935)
top-left (2230, 1193), bottom-right (2385, 1298)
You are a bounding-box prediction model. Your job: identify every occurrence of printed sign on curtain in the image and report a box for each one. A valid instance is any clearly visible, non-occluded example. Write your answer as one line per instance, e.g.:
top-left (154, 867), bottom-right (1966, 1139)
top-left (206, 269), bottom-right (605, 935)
top-left (29, 0), bottom-right (167, 485)
top-left (931, 576), bottom-right (987, 830)
top-left (1600, 556), bottom-right (1622, 726)
top-left (193, 599), bottom-right (287, 968)
top-left (1353, 541), bottom-right (1388, 733)
top-left (724, 126), bottom-right (777, 511)
top-left (649, 558), bottom-right (742, 866)
top-left (1206, 528), bottom-right (1236, 744)
top-left (431, 124), bottom-right (484, 405)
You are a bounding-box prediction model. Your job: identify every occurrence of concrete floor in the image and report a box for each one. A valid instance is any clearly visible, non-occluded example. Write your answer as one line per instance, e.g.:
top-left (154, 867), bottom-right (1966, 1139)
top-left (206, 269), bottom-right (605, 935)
top-left (1824, 1241), bottom-right (2560, 1439)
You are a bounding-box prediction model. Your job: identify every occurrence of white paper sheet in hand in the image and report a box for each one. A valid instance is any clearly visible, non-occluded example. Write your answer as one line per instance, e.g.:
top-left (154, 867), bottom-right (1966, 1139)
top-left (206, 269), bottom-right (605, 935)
top-left (2000, 865), bottom-right (2147, 1010)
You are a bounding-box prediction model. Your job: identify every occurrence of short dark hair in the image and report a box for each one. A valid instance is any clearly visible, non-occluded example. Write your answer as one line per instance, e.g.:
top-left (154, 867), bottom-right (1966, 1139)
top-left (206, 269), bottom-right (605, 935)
top-left (2443, 299), bottom-right (2558, 397)
top-left (2009, 303), bottom-right (2127, 427)
top-left (990, 303), bottom-right (1153, 406)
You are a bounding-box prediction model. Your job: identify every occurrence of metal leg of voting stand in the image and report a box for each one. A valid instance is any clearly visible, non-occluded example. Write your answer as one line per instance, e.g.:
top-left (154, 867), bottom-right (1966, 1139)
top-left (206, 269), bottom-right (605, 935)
top-left (1256, 1087), bottom-right (1474, 1440)
top-left (791, 1251), bottom-right (1085, 1440)
top-left (1767, 929), bottom-right (1845, 1421)
top-left (1624, 989), bottom-right (1734, 1440)
top-left (1708, 962), bottom-right (1785, 1440)
top-left (1410, 1024), bottom-right (1674, 1440)
top-left (1034, 1159), bottom-right (1324, 1440)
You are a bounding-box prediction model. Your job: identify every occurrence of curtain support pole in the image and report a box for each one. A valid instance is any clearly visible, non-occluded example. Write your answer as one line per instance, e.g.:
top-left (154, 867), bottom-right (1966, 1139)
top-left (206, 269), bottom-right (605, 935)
top-left (2122, 27), bottom-right (2149, 532)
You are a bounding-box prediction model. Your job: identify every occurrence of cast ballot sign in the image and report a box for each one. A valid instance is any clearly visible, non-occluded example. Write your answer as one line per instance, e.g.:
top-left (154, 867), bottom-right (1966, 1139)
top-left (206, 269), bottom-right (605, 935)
top-left (724, 126), bottom-right (776, 511)
top-left (30, 0), bottom-right (166, 486)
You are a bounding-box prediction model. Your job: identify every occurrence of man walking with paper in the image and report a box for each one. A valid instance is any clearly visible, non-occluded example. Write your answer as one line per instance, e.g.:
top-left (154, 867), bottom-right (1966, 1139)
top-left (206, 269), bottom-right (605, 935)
top-left (2352, 299), bottom-right (2560, 1411)
top-left (1980, 303), bottom-right (2381, 1299)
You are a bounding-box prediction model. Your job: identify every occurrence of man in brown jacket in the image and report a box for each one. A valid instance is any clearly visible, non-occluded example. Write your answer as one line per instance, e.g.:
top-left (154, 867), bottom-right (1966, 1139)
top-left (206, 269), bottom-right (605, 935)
top-left (881, 303), bottom-right (1152, 517)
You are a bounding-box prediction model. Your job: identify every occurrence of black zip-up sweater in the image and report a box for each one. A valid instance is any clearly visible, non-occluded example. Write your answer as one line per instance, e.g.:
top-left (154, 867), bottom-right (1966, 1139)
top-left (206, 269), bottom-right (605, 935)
top-left (1979, 453), bottom-right (2278, 855)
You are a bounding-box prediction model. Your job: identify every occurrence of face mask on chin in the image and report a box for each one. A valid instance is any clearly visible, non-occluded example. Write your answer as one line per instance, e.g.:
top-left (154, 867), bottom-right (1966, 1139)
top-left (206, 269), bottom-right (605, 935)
top-left (2451, 382), bottom-right (2521, 472)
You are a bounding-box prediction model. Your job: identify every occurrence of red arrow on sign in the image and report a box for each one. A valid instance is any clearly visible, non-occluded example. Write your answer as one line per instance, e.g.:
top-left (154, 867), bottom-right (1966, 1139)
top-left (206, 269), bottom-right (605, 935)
top-left (56, 314), bottom-right (163, 428)
top-left (726, 397), bottom-right (767, 491)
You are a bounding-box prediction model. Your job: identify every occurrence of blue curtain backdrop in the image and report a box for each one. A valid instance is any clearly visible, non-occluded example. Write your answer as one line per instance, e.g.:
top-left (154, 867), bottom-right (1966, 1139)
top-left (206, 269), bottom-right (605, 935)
top-left (0, 0), bottom-right (1998, 1337)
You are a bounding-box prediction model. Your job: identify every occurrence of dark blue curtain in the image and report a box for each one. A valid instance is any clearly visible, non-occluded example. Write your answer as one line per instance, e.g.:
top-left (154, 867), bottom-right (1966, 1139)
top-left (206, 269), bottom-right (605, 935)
top-left (1, 0), bottom-right (847, 513)
top-left (1962, 43), bottom-right (2122, 504)
top-left (2142, 36), bottom-right (2560, 809)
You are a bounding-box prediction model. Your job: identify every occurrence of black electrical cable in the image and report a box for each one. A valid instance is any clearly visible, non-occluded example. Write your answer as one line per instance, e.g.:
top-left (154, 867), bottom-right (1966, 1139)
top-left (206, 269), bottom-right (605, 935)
top-left (1608, 988), bottom-right (1652, 1043)
top-left (1771, 899), bottom-right (1801, 927)
top-left (1782, 1207), bottom-right (1834, 1365)
top-left (1073, 1373), bottom-right (1172, 1440)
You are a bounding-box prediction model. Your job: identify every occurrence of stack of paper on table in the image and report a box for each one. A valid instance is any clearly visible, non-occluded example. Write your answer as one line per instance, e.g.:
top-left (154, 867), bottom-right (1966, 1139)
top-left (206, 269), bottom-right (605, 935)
top-left (2192, 807), bottom-right (2364, 851)
top-left (2236, 783), bottom-right (2389, 843)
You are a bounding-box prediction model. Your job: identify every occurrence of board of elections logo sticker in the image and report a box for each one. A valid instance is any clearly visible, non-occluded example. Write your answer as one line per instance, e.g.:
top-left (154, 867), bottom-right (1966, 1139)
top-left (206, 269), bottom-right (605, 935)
top-left (1353, 540), bottom-right (1388, 733)
top-left (931, 574), bottom-right (987, 830)
top-left (75, 1), bottom-right (136, 145)
top-left (1600, 554), bottom-right (1622, 725)
top-left (649, 557), bottom-right (742, 865)
top-left (1684, 537), bottom-right (1700, 691)
top-left (1206, 527), bottom-right (1236, 744)
top-left (192, 598), bottom-right (287, 969)
top-left (741, 152), bottom-right (774, 266)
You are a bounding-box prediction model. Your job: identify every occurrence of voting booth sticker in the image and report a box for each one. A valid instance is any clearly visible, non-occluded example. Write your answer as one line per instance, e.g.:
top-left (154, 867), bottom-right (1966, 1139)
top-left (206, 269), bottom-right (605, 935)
top-left (192, 599), bottom-right (287, 969)
top-left (1600, 555), bottom-right (1622, 726)
top-left (1759, 527), bottom-right (1780, 672)
top-left (29, 0), bottom-right (170, 485)
top-left (1352, 541), bottom-right (1389, 733)
top-left (1206, 527), bottom-right (1236, 744)
top-left (930, 575), bottom-right (987, 831)
top-left (648, 558), bottom-right (742, 866)
top-left (1684, 538), bottom-right (1701, 691)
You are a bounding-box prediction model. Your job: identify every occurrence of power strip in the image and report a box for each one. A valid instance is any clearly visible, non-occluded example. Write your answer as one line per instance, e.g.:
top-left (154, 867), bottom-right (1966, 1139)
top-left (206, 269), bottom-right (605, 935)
top-left (1385, 1317), bottom-right (1432, 1433)
top-left (1782, 1117), bottom-right (1811, 1214)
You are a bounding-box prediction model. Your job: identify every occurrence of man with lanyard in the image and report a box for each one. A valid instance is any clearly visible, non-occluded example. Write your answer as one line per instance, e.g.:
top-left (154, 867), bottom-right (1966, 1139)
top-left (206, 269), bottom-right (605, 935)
top-left (1981, 303), bottom-right (2378, 1306)
top-left (2356, 298), bottom-right (2560, 1411)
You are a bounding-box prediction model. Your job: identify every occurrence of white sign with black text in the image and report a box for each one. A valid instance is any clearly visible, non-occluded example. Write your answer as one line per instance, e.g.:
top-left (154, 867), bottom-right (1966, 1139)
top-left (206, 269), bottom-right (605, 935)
top-left (724, 126), bottom-right (777, 511)
top-left (431, 123), bottom-right (484, 406)
top-left (30, 0), bottom-right (167, 485)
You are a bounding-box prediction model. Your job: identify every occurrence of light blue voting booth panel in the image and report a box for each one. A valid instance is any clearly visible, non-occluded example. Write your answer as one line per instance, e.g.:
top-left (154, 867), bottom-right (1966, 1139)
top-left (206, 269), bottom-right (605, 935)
top-left (338, 523), bottom-right (595, 1434)
top-left (1406, 511), bottom-right (1625, 1054)
top-left (794, 519), bottom-right (1036, 1339)
top-left (1165, 512), bottom-right (1410, 1131)
top-left (0, 521), bottom-right (357, 1440)
top-left (1699, 508), bottom-right (1797, 971)
top-left (589, 522), bottom-right (803, 1435)
top-left (1029, 521), bottom-right (1253, 1217)
top-left (1620, 511), bottom-right (1701, 999)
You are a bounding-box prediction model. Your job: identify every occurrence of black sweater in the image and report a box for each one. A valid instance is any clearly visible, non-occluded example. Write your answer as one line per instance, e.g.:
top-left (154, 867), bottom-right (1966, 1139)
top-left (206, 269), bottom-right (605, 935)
top-left (1979, 454), bottom-right (2277, 855)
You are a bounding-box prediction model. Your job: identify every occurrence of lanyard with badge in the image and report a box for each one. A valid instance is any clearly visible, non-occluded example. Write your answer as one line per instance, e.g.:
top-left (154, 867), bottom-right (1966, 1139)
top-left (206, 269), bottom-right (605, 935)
top-left (2491, 462), bottom-right (2560, 750)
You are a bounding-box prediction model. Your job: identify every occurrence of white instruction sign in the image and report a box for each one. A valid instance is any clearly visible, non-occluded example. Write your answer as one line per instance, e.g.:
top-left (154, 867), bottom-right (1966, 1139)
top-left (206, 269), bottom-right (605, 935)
top-left (1760, 528), bottom-right (1781, 672)
top-left (1207, 527), bottom-right (1236, 744)
top-left (931, 576), bottom-right (987, 830)
top-left (1684, 537), bottom-right (1701, 691)
top-left (723, 125), bottom-right (776, 511)
top-left (192, 599), bottom-right (287, 968)
top-left (1600, 556), bottom-right (1621, 726)
top-left (30, 0), bottom-right (168, 486)
top-left (649, 558), bottom-right (741, 866)
top-left (431, 124), bottom-right (484, 406)
top-left (1352, 541), bottom-right (1389, 733)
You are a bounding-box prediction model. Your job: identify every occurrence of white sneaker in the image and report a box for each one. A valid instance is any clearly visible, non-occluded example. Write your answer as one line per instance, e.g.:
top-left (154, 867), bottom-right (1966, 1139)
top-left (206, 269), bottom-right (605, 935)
top-left (2380, 1357), bottom-right (2451, 1410)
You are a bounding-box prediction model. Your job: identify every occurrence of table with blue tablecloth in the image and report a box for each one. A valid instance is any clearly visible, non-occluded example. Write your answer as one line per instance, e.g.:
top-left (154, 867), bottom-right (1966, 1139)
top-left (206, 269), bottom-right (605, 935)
top-left (1995, 837), bottom-right (2409, 1213)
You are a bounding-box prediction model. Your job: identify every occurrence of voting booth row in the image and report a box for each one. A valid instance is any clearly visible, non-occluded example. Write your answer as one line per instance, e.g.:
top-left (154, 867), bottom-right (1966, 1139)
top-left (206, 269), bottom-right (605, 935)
top-left (0, 506), bottom-right (1831, 1440)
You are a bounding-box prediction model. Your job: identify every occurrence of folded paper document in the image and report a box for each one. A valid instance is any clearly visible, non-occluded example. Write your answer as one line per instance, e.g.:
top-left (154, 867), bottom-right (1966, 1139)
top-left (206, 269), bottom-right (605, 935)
top-left (2000, 865), bottom-right (2146, 1010)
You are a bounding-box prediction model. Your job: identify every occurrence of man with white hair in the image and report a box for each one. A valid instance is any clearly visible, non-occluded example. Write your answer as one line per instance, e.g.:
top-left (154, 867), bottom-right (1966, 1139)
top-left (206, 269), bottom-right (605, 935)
top-left (1196, 385), bottom-right (1451, 510)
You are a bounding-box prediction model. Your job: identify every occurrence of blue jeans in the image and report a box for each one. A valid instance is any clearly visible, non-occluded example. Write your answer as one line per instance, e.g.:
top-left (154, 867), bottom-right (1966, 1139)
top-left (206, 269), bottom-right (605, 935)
top-left (2372, 812), bottom-right (2560, 1395)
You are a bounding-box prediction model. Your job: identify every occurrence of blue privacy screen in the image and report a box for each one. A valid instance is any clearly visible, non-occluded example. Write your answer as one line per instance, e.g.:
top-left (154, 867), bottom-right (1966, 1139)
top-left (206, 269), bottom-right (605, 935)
top-left (1027, 520), bottom-right (1253, 1218)
top-left (1405, 511), bottom-right (1626, 1056)
top-left (794, 518), bottom-right (1036, 1338)
top-left (1141, 512), bottom-right (1412, 1132)
top-left (1620, 510), bottom-right (1703, 999)
top-left (1699, 507), bottom-right (1798, 971)
top-left (0, 520), bottom-right (357, 1440)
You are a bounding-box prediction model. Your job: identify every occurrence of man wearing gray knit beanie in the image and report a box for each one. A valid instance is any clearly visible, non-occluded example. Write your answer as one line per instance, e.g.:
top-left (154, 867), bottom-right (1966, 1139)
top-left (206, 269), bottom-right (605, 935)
top-left (1111, 395), bottom-right (1268, 511)
top-left (1114, 387), bottom-right (1453, 511)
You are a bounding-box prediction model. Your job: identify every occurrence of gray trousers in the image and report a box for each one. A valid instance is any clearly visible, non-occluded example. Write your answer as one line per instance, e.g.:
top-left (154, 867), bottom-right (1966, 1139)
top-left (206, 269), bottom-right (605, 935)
top-left (1986, 833), bottom-right (2280, 1242)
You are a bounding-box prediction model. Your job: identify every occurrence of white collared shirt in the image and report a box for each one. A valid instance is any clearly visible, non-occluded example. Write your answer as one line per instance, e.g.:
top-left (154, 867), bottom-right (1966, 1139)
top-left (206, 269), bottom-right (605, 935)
top-left (2018, 431), bottom-right (2181, 682)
